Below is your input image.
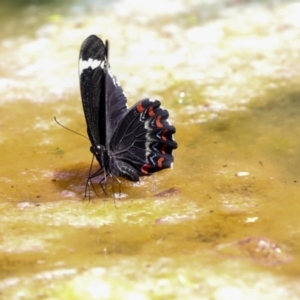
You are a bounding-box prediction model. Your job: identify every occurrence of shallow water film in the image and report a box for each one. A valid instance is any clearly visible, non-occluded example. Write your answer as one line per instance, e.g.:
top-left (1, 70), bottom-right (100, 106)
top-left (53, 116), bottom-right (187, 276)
top-left (1, 0), bottom-right (300, 299)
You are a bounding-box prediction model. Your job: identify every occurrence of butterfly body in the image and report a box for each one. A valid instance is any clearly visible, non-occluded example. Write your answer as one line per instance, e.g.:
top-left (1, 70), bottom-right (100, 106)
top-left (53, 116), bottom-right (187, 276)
top-left (79, 35), bottom-right (177, 190)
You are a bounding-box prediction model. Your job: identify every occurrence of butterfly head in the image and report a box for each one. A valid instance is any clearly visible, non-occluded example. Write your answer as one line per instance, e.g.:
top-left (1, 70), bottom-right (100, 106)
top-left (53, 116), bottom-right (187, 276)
top-left (90, 144), bottom-right (106, 156)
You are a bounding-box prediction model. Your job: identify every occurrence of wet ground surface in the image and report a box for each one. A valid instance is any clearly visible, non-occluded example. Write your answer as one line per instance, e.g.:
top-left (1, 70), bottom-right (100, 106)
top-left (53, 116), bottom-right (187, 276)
top-left (1, 0), bottom-right (300, 299)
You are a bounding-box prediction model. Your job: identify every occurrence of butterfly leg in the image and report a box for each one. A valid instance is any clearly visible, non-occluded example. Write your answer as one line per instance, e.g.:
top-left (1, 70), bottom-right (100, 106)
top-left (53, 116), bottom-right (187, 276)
top-left (86, 167), bottom-right (105, 199)
top-left (99, 171), bottom-right (109, 199)
top-left (114, 176), bottom-right (122, 199)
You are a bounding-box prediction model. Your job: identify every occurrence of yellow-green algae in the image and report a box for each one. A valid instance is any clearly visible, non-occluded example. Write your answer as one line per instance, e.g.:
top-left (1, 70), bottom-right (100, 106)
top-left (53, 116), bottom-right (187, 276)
top-left (1, 0), bottom-right (300, 299)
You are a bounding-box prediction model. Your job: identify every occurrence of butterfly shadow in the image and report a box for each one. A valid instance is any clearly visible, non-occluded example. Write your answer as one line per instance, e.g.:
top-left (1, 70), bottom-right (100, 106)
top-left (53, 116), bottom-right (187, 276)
top-left (51, 162), bottom-right (150, 202)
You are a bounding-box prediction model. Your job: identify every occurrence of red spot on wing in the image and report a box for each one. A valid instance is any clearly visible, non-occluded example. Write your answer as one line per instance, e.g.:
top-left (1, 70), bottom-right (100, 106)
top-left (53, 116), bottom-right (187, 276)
top-left (155, 115), bottom-right (163, 128)
top-left (136, 103), bottom-right (145, 113)
top-left (157, 157), bottom-right (164, 168)
top-left (161, 129), bottom-right (168, 141)
top-left (141, 164), bottom-right (151, 175)
top-left (161, 144), bottom-right (167, 155)
top-left (148, 106), bottom-right (155, 117)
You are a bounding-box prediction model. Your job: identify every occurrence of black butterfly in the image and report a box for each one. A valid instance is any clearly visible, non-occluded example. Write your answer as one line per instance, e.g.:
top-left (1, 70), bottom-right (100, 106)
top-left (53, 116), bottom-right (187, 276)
top-left (79, 35), bottom-right (177, 195)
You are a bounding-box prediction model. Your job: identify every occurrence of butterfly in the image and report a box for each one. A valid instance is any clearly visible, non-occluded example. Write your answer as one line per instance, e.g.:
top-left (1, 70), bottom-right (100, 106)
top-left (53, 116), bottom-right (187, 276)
top-left (79, 35), bottom-right (177, 195)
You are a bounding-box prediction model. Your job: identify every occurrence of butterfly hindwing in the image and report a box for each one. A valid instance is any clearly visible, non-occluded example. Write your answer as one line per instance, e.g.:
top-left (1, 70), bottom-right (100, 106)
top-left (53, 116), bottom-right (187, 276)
top-left (109, 99), bottom-right (177, 180)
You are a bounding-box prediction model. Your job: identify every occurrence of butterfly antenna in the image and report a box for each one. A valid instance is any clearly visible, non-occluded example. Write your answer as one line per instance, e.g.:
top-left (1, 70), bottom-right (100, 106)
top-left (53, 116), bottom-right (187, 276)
top-left (54, 117), bottom-right (89, 140)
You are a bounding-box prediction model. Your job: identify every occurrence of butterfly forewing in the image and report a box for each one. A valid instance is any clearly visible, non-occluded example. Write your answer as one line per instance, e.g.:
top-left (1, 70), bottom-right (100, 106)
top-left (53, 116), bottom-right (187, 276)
top-left (79, 35), bottom-right (128, 148)
top-left (79, 35), bottom-right (107, 146)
